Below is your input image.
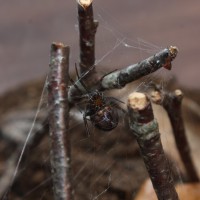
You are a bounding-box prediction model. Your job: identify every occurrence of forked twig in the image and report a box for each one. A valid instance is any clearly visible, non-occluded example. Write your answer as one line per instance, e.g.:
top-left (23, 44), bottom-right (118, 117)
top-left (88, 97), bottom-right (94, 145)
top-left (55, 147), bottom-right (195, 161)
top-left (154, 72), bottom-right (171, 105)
top-left (128, 92), bottom-right (179, 200)
top-left (151, 89), bottom-right (199, 182)
top-left (48, 43), bottom-right (73, 200)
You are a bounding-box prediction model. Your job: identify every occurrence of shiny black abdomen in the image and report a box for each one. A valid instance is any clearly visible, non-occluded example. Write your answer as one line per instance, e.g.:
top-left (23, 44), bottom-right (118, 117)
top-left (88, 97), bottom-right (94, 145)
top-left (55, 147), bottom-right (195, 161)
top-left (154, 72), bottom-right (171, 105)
top-left (90, 106), bottom-right (118, 131)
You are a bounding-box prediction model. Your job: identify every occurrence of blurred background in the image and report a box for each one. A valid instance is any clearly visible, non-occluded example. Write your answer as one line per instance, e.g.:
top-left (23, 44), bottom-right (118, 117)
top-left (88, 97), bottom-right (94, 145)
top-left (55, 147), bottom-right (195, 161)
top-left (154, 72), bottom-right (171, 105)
top-left (1, 1), bottom-right (200, 199)
top-left (0, 0), bottom-right (200, 95)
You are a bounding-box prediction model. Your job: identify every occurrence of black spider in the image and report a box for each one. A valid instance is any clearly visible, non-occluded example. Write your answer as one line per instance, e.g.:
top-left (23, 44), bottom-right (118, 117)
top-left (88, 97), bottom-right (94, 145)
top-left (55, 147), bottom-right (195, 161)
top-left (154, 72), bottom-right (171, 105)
top-left (69, 65), bottom-right (124, 134)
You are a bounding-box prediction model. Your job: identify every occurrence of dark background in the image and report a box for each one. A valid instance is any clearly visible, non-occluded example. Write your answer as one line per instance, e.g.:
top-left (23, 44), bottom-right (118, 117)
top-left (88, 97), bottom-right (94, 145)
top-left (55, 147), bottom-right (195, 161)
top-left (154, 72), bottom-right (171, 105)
top-left (1, 0), bottom-right (200, 94)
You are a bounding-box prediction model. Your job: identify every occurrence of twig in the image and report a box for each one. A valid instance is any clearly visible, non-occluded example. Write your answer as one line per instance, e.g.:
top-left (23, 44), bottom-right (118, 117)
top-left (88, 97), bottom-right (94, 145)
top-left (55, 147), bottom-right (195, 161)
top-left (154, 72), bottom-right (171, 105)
top-left (68, 2), bottom-right (99, 105)
top-left (78, 1), bottom-right (98, 74)
top-left (151, 89), bottom-right (199, 182)
top-left (48, 43), bottom-right (73, 200)
top-left (68, 46), bottom-right (178, 103)
top-left (99, 46), bottom-right (178, 90)
top-left (127, 92), bottom-right (179, 200)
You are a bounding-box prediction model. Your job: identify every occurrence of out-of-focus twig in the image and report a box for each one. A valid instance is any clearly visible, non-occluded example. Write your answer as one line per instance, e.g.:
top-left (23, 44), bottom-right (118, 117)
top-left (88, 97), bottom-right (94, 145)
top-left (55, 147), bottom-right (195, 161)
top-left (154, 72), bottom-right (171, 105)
top-left (68, 46), bottom-right (178, 103)
top-left (151, 89), bottom-right (199, 182)
top-left (128, 92), bottom-right (179, 200)
top-left (48, 43), bottom-right (73, 200)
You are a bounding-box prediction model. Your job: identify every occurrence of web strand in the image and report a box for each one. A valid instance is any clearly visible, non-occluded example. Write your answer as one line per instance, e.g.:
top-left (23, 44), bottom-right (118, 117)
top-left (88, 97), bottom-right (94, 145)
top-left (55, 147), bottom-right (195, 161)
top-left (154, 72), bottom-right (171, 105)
top-left (2, 76), bottom-right (48, 199)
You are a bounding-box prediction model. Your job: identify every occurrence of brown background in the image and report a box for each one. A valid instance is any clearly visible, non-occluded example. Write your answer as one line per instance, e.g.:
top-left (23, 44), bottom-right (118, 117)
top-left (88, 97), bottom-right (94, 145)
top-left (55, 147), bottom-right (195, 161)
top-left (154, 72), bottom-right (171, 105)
top-left (1, 0), bottom-right (200, 94)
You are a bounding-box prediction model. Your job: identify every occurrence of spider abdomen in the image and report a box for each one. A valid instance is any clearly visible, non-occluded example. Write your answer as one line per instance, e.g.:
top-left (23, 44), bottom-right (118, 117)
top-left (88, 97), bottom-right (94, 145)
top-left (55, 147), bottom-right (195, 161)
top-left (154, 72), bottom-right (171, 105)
top-left (90, 106), bottom-right (118, 131)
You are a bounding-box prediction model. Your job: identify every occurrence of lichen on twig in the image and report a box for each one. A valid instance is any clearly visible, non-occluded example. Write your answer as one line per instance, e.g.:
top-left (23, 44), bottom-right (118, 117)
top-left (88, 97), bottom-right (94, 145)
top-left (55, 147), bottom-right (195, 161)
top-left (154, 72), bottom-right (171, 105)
top-left (99, 46), bottom-right (178, 90)
top-left (127, 92), bottom-right (179, 200)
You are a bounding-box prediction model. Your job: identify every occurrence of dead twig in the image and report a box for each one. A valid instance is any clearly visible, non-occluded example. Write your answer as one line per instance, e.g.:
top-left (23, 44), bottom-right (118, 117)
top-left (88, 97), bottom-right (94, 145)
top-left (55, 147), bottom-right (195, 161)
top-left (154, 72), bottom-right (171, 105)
top-left (78, 1), bottom-right (98, 74)
top-left (68, 46), bottom-right (178, 103)
top-left (48, 43), bottom-right (73, 200)
top-left (99, 46), bottom-right (178, 90)
top-left (128, 92), bottom-right (179, 200)
top-left (151, 89), bottom-right (199, 182)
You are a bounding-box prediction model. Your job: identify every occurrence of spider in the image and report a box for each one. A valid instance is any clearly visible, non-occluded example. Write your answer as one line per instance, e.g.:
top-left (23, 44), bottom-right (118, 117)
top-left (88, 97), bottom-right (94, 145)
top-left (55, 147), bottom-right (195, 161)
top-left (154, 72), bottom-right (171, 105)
top-left (69, 65), bottom-right (125, 134)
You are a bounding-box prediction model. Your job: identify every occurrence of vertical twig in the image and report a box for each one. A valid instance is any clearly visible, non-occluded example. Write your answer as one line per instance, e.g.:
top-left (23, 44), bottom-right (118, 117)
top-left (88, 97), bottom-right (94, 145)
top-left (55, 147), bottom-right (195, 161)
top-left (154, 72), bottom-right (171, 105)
top-left (151, 89), bottom-right (199, 182)
top-left (127, 92), bottom-right (179, 200)
top-left (78, 1), bottom-right (98, 74)
top-left (48, 43), bottom-right (73, 200)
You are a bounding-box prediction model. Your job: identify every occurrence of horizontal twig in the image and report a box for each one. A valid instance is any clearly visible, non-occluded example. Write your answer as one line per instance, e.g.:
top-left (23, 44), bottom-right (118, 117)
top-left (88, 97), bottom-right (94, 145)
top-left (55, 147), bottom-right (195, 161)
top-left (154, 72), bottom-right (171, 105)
top-left (99, 46), bottom-right (178, 90)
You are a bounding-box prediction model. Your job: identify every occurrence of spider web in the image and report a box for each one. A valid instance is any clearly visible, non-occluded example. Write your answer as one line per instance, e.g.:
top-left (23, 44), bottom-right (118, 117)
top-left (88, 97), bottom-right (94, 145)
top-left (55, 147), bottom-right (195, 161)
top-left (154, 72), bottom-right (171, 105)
top-left (1, 4), bottom-right (183, 200)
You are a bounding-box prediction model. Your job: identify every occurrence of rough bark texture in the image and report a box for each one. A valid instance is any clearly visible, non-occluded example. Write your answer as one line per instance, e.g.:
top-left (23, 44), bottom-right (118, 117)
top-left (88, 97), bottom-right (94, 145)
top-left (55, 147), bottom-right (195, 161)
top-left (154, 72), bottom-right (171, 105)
top-left (48, 43), bottom-right (73, 200)
top-left (128, 92), bottom-right (179, 200)
top-left (99, 46), bottom-right (178, 90)
top-left (78, 3), bottom-right (98, 74)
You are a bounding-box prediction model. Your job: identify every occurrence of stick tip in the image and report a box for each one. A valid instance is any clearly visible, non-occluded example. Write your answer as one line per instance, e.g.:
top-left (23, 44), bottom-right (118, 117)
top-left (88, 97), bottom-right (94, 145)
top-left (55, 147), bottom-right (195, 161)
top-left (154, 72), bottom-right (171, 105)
top-left (77, 0), bottom-right (93, 9)
top-left (151, 91), bottom-right (162, 104)
top-left (169, 46), bottom-right (178, 60)
top-left (174, 89), bottom-right (182, 96)
top-left (163, 46), bottom-right (178, 70)
top-left (174, 89), bottom-right (184, 101)
top-left (52, 42), bottom-right (64, 48)
top-left (128, 92), bottom-right (148, 110)
top-left (51, 43), bottom-right (70, 55)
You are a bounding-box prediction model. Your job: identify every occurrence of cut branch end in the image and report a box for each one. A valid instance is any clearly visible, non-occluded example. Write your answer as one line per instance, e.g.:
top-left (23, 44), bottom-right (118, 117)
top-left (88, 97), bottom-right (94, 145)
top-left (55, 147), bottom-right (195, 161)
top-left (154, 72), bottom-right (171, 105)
top-left (128, 92), bottom-right (148, 110)
top-left (150, 91), bottom-right (162, 104)
top-left (174, 89), bottom-right (184, 101)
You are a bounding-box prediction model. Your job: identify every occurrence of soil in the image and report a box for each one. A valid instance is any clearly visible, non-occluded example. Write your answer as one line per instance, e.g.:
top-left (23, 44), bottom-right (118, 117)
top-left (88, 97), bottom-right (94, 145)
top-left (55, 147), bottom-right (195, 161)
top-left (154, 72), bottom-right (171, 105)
top-left (0, 78), bottom-right (199, 200)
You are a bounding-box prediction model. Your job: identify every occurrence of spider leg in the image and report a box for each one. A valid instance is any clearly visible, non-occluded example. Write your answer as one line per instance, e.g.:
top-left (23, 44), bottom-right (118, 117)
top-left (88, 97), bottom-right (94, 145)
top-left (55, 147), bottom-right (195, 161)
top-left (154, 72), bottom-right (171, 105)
top-left (106, 97), bottom-right (127, 114)
top-left (74, 64), bottom-right (95, 93)
top-left (83, 113), bottom-right (91, 137)
top-left (75, 63), bottom-right (80, 79)
top-left (114, 104), bottom-right (126, 114)
top-left (77, 64), bottom-right (96, 80)
top-left (69, 64), bottom-right (91, 95)
top-left (100, 69), bottom-right (118, 81)
top-left (106, 96), bottom-right (125, 104)
top-left (69, 75), bottom-right (84, 94)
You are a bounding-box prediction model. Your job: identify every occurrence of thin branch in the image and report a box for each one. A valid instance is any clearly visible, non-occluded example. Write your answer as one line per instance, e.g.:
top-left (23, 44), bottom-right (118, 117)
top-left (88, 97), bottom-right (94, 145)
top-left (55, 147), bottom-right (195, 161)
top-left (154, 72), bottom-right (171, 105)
top-left (77, 0), bottom-right (93, 10)
top-left (99, 46), bottom-right (178, 90)
top-left (68, 46), bottom-right (178, 103)
top-left (48, 43), bottom-right (73, 200)
top-left (78, 2), bottom-right (98, 74)
top-left (151, 89), bottom-right (199, 182)
top-left (127, 92), bottom-right (179, 200)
